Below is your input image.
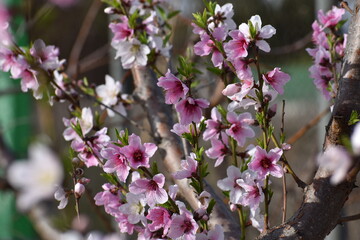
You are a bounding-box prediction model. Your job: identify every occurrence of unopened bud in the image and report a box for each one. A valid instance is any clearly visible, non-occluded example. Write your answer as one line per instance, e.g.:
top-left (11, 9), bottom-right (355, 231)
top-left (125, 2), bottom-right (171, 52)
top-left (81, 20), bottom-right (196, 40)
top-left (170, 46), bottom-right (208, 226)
top-left (74, 183), bottom-right (85, 198)
top-left (104, 7), bottom-right (116, 14)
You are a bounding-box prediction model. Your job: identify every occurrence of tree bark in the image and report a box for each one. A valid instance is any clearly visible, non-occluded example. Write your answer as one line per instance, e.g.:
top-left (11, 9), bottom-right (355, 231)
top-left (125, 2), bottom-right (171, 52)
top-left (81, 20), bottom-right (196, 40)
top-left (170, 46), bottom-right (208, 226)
top-left (258, 3), bottom-right (360, 240)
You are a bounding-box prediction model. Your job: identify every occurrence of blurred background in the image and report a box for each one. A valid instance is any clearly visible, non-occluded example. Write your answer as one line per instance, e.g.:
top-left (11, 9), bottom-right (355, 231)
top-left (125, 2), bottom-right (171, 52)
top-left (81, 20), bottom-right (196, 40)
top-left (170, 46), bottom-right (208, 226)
top-left (0, 0), bottom-right (359, 239)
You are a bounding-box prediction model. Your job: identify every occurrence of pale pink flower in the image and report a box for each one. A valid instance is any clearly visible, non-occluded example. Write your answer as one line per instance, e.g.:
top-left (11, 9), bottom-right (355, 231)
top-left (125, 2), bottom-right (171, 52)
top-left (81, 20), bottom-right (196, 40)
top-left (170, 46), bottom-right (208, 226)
top-left (62, 117), bottom-right (79, 141)
top-left (311, 21), bottom-right (328, 48)
top-left (232, 58), bottom-right (253, 80)
top-left (173, 153), bottom-right (198, 179)
top-left (238, 15), bottom-right (276, 52)
top-left (317, 145), bottom-right (351, 185)
top-left (168, 207), bottom-right (198, 240)
top-left (250, 207), bottom-right (264, 232)
top-left (203, 107), bottom-right (223, 141)
top-left (225, 111), bottom-right (255, 147)
top-left (146, 207), bottom-right (171, 236)
top-left (54, 186), bottom-right (68, 209)
top-left (96, 75), bottom-right (126, 117)
top-left (217, 166), bottom-right (245, 204)
top-left (175, 97), bottom-right (209, 125)
top-left (119, 193), bottom-right (146, 224)
top-left (112, 39), bottom-right (150, 69)
top-left (222, 78), bottom-right (254, 103)
top-left (207, 3), bottom-right (236, 31)
top-left (248, 146), bottom-right (283, 179)
top-left (205, 133), bottom-right (229, 167)
top-left (129, 173), bottom-right (168, 207)
top-left (262, 67), bottom-right (290, 94)
top-left (101, 145), bottom-right (130, 182)
top-left (122, 134), bottom-right (157, 169)
top-left (109, 16), bottom-right (133, 42)
top-left (7, 143), bottom-right (63, 211)
top-left (157, 70), bottom-right (189, 104)
top-left (318, 6), bottom-right (345, 29)
top-left (79, 107), bottom-right (93, 136)
top-left (30, 39), bottom-right (62, 71)
top-left (169, 184), bottom-right (178, 200)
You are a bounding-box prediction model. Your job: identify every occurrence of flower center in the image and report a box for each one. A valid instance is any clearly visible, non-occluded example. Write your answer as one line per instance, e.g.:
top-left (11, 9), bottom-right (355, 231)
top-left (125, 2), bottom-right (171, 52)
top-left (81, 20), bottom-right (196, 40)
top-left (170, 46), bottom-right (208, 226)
top-left (147, 180), bottom-right (158, 191)
top-left (133, 150), bottom-right (143, 162)
top-left (260, 157), bottom-right (272, 169)
top-left (182, 219), bottom-right (193, 234)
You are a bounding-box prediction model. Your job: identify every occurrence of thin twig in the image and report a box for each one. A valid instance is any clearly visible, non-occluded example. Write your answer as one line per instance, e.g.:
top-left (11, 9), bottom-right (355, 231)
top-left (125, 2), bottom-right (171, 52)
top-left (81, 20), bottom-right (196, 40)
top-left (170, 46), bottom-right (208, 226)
top-left (338, 213), bottom-right (360, 224)
top-left (281, 100), bottom-right (287, 223)
top-left (287, 107), bottom-right (330, 145)
top-left (67, 0), bottom-right (102, 79)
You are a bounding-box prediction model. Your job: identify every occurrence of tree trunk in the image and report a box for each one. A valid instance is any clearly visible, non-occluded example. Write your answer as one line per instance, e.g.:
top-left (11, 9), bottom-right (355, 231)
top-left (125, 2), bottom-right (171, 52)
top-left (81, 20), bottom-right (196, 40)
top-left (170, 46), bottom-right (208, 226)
top-left (258, 3), bottom-right (360, 240)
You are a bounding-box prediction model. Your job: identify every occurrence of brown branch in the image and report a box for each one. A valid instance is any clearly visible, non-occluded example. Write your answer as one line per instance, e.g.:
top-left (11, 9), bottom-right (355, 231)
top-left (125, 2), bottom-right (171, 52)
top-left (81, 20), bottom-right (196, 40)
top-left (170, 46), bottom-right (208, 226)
top-left (287, 106), bottom-right (330, 145)
top-left (67, 0), bottom-right (102, 79)
top-left (268, 33), bottom-right (312, 56)
top-left (258, 4), bottom-right (360, 239)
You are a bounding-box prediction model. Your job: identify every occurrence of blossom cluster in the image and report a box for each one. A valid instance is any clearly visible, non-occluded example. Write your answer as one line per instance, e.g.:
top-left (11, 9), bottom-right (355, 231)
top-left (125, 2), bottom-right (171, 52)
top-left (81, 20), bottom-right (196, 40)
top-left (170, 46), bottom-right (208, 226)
top-left (106, 0), bottom-right (172, 69)
top-left (307, 6), bottom-right (347, 100)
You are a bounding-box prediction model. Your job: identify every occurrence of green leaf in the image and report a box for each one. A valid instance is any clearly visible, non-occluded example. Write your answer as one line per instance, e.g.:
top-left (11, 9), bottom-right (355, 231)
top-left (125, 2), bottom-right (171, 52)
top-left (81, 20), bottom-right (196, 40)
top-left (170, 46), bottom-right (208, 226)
top-left (348, 110), bottom-right (360, 126)
top-left (168, 10), bottom-right (181, 19)
top-left (207, 66), bottom-right (223, 76)
top-left (100, 173), bottom-right (119, 186)
top-left (206, 199), bottom-right (216, 214)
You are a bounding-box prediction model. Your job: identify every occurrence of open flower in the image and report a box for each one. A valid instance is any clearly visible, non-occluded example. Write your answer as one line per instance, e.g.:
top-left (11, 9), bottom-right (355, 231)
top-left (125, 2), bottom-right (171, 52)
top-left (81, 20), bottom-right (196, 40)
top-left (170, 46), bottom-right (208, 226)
top-left (248, 146), bottom-right (283, 179)
top-left (7, 143), bottom-right (63, 211)
top-left (101, 145), bottom-right (130, 182)
top-left (175, 97), bottom-right (209, 125)
top-left (263, 68), bottom-right (290, 94)
top-left (173, 153), bottom-right (198, 180)
top-left (122, 134), bottom-right (157, 169)
top-left (225, 111), bottom-right (255, 146)
top-left (157, 70), bottom-right (189, 104)
top-left (168, 207), bottom-right (198, 240)
top-left (129, 174), bottom-right (168, 207)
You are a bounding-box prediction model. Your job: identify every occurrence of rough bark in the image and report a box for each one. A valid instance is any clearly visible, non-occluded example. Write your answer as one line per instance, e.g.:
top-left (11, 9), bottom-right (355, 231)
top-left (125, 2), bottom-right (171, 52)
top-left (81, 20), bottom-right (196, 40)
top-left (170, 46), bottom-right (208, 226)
top-left (258, 3), bottom-right (360, 240)
top-left (131, 66), bottom-right (240, 238)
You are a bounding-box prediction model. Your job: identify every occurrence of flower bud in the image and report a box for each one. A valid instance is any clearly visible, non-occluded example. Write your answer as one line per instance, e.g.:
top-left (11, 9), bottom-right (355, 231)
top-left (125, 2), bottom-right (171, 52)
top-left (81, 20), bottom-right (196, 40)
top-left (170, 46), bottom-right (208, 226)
top-left (74, 183), bottom-right (85, 198)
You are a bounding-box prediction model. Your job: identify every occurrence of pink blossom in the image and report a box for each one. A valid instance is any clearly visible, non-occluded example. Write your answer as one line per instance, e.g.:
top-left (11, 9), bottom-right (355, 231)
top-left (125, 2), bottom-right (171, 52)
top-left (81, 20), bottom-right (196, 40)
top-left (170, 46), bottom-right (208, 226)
top-left (205, 133), bottom-right (229, 167)
top-left (262, 67), bottom-right (290, 94)
top-left (30, 39), bottom-right (62, 71)
top-left (238, 15), bottom-right (276, 52)
top-left (222, 78), bottom-right (254, 103)
top-left (72, 128), bottom-right (110, 167)
top-left (157, 70), bottom-right (189, 104)
top-left (122, 134), bottom-right (157, 169)
top-left (167, 208), bottom-right (198, 240)
top-left (173, 153), bottom-right (198, 179)
top-left (146, 207), bottom-right (171, 236)
top-left (224, 30), bottom-right (249, 60)
top-left (232, 58), bottom-right (253, 80)
top-left (101, 145), bottom-right (130, 182)
top-left (94, 184), bottom-right (122, 217)
top-left (62, 117), bottom-right (79, 141)
top-left (129, 174), bottom-right (168, 207)
top-left (236, 172), bottom-right (264, 208)
top-left (317, 145), bottom-right (351, 185)
top-left (0, 49), bottom-right (18, 73)
top-left (194, 33), bottom-right (214, 57)
top-left (318, 6), bottom-right (345, 29)
top-left (175, 97), bottom-right (209, 125)
top-left (311, 21), bottom-right (328, 48)
top-left (225, 111), bottom-right (255, 147)
top-left (109, 16), bottom-right (133, 42)
top-left (19, 68), bottom-right (39, 95)
top-left (203, 107), bottom-right (223, 141)
top-left (248, 146), bottom-right (283, 179)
